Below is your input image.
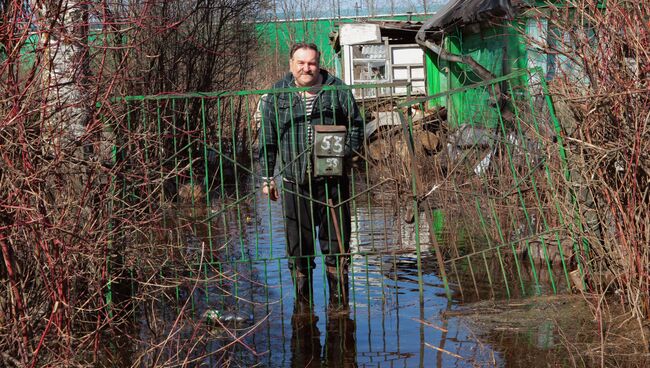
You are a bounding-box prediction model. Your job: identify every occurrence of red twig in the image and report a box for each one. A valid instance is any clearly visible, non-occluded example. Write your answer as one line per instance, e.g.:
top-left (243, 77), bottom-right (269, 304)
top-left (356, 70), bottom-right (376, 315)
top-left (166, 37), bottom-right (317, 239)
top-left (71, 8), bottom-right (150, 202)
top-left (0, 236), bottom-right (31, 363)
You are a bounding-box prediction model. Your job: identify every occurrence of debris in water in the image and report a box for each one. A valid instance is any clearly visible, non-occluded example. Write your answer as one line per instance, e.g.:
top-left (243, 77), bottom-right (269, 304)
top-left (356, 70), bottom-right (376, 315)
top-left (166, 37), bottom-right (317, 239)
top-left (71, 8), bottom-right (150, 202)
top-left (203, 309), bottom-right (253, 326)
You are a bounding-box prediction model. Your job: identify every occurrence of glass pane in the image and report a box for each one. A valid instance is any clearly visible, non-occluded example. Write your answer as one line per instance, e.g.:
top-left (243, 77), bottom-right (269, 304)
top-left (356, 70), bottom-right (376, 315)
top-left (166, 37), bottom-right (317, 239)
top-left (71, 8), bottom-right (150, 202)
top-left (354, 44), bottom-right (386, 59)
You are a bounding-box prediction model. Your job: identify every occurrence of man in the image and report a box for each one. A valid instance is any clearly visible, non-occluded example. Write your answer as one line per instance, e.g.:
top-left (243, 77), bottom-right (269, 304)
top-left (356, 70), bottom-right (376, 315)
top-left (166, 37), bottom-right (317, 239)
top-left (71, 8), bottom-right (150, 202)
top-left (259, 43), bottom-right (364, 311)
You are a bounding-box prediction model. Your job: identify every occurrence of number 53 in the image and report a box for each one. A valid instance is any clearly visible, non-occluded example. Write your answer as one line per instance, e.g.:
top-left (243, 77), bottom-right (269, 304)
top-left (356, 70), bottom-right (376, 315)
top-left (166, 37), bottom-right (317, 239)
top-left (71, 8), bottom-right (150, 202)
top-left (321, 135), bottom-right (344, 154)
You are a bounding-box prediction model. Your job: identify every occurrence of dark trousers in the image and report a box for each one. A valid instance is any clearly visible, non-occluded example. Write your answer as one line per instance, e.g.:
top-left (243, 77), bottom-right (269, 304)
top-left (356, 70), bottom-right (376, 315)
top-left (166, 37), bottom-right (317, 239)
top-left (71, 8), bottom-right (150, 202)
top-left (282, 176), bottom-right (351, 273)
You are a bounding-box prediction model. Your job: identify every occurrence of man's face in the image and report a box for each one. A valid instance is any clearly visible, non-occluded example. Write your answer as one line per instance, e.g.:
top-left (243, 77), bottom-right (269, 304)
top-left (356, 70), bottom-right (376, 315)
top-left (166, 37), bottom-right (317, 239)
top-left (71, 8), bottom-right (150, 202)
top-left (289, 47), bottom-right (320, 87)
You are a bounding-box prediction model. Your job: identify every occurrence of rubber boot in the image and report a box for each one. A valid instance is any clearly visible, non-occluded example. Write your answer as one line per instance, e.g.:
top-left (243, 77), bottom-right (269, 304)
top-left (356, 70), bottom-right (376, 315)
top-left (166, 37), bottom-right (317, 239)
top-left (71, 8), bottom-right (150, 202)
top-left (292, 269), bottom-right (314, 307)
top-left (326, 266), bottom-right (349, 313)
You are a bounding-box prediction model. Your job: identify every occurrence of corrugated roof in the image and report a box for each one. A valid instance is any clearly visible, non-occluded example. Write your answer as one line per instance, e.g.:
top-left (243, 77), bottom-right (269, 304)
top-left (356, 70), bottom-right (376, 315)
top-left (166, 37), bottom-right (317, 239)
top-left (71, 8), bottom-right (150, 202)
top-left (417, 0), bottom-right (518, 41)
top-left (331, 20), bottom-right (425, 51)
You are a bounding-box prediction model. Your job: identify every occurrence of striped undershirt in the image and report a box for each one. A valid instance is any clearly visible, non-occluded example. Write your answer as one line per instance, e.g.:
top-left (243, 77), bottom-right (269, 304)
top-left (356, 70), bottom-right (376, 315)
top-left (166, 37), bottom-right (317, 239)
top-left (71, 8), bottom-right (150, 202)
top-left (303, 93), bottom-right (317, 116)
top-left (303, 92), bottom-right (319, 175)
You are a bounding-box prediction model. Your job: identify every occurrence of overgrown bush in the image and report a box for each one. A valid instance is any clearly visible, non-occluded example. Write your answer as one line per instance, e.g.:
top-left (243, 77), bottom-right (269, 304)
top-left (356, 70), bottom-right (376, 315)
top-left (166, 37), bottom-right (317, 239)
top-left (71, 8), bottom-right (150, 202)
top-left (527, 1), bottom-right (649, 318)
top-left (1, 0), bottom-right (266, 365)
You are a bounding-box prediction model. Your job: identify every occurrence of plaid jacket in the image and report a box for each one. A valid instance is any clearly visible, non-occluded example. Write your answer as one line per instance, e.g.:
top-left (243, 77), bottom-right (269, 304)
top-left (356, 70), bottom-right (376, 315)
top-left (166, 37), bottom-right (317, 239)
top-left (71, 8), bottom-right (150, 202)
top-left (259, 70), bottom-right (364, 185)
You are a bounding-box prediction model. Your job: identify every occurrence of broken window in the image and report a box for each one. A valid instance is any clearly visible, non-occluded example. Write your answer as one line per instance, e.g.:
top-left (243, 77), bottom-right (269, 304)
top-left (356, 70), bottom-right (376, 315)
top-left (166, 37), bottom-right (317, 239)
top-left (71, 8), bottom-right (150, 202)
top-left (344, 41), bottom-right (425, 99)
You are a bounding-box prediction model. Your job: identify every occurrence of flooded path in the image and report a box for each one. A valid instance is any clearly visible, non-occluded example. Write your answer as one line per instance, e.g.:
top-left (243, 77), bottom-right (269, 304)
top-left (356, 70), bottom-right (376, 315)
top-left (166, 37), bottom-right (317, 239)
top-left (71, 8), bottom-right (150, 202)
top-left (119, 178), bottom-right (595, 368)
top-left (156, 185), bottom-right (584, 368)
top-left (196, 190), bottom-right (494, 367)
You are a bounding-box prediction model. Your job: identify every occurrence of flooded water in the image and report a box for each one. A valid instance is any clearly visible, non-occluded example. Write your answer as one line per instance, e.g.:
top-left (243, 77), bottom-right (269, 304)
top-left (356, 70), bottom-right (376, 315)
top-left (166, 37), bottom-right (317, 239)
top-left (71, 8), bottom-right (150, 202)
top-left (188, 191), bottom-right (497, 367)
top-left (117, 180), bottom-right (589, 367)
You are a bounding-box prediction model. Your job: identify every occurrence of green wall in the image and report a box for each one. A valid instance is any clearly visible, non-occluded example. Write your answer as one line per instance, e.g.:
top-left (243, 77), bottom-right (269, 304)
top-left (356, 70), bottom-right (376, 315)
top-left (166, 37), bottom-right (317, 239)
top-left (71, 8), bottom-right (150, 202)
top-left (425, 21), bottom-right (529, 128)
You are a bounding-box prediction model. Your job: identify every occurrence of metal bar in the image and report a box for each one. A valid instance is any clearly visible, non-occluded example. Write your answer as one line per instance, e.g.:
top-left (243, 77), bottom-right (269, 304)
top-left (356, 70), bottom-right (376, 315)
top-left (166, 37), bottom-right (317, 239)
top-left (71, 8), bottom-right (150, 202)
top-left (108, 81), bottom-right (412, 102)
top-left (398, 69), bottom-right (534, 107)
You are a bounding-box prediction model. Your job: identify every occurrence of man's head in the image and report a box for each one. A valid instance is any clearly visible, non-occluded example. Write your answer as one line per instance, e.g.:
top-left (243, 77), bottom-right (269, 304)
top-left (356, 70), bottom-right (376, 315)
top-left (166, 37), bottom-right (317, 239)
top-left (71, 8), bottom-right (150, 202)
top-left (289, 43), bottom-right (321, 87)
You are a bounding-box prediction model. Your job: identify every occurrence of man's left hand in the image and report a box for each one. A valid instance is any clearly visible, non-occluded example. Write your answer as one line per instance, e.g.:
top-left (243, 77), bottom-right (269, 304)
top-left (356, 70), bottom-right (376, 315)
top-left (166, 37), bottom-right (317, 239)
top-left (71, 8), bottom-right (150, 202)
top-left (262, 180), bottom-right (279, 201)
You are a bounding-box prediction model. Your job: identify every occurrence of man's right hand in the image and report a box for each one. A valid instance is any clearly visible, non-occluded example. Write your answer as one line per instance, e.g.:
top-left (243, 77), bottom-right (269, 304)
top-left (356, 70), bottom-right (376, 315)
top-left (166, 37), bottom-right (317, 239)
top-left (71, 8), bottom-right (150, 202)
top-left (262, 180), bottom-right (279, 201)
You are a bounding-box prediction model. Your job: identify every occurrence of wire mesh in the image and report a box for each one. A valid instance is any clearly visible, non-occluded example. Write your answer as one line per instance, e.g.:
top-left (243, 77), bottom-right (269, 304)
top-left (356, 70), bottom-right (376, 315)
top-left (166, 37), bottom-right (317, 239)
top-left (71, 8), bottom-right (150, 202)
top-left (98, 69), bottom-right (586, 365)
top-left (397, 68), bottom-right (586, 301)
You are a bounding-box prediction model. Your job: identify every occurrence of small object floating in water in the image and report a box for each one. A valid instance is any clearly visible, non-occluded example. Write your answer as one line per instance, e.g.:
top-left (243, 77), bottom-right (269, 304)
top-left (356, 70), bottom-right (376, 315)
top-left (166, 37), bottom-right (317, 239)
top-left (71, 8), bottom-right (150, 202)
top-left (203, 309), bottom-right (253, 326)
top-left (203, 309), bottom-right (222, 322)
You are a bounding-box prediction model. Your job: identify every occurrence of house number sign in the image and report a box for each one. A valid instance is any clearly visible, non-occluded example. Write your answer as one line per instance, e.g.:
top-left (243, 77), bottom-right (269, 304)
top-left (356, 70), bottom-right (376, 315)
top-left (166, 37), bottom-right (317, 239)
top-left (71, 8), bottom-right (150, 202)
top-left (312, 125), bottom-right (347, 177)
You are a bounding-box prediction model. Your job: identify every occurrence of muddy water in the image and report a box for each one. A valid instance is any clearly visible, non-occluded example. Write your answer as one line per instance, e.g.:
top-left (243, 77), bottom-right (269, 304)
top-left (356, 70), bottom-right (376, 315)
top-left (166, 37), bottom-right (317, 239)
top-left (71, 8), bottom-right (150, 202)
top-left (123, 183), bottom-right (588, 367)
top-left (200, 192), bottom-right (495, 367)
top-left (191, 188), bottom-right (586, 368)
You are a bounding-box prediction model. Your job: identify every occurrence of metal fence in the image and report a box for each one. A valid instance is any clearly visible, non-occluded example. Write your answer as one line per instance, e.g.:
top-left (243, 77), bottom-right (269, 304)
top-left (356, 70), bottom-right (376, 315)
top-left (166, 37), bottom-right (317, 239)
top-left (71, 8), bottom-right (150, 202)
top-left (399, 69), bottom-right (588, 301)
top-left (100, 69), bottom-right (587, 366)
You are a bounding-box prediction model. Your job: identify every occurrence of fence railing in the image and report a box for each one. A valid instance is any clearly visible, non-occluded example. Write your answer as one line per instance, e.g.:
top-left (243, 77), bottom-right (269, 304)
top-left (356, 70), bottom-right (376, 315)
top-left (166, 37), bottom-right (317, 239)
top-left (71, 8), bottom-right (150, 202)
top-left (98, 70), bottom-right (588, 365)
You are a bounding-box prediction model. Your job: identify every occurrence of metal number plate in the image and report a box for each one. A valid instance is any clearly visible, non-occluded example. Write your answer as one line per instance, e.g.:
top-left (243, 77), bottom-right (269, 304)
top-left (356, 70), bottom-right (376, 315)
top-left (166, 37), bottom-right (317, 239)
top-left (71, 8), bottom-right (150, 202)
top-left (313, 125), bottom-right (347, 177)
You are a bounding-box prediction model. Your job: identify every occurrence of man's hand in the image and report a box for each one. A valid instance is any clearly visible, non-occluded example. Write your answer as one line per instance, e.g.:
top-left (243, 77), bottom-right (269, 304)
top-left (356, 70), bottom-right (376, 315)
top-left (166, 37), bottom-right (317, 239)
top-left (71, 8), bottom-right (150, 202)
top-left (262, 180), bottom-right (279, 201)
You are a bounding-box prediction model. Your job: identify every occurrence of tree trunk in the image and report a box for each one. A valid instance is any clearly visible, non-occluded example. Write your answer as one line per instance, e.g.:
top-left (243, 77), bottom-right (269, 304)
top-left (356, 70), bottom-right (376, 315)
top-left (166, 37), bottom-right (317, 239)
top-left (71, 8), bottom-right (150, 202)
top-left (41, 0), bottom-right (91, 147)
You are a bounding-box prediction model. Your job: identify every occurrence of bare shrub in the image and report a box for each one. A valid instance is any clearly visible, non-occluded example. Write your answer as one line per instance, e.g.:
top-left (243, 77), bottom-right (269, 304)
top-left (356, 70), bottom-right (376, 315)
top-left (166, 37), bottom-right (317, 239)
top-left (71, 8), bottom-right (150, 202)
top-left (1, 0), bottom-right (266, 365)
top-left (526, 1), bottom-right (649, 318)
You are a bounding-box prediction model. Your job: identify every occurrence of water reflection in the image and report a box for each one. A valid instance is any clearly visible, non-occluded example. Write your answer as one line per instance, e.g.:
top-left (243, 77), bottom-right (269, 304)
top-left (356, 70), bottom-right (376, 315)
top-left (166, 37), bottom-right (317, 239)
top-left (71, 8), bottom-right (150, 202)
top-left (126, 177), bottom-right (576, 367)
top-left (290, 304), bottom-right (357, 367)
top-left (204, 187), bottom-right (498, 367)
top-left (290, 305), bottom-right (321, 367)
top-left (324, 314), bottom-right (357, 367)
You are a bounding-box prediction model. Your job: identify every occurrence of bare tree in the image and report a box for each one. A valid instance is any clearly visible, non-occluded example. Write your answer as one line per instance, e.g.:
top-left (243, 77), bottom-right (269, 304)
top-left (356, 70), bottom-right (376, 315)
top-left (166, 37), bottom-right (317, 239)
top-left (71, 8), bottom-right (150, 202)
top-left (0, 0), bottom-right (267, 365)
